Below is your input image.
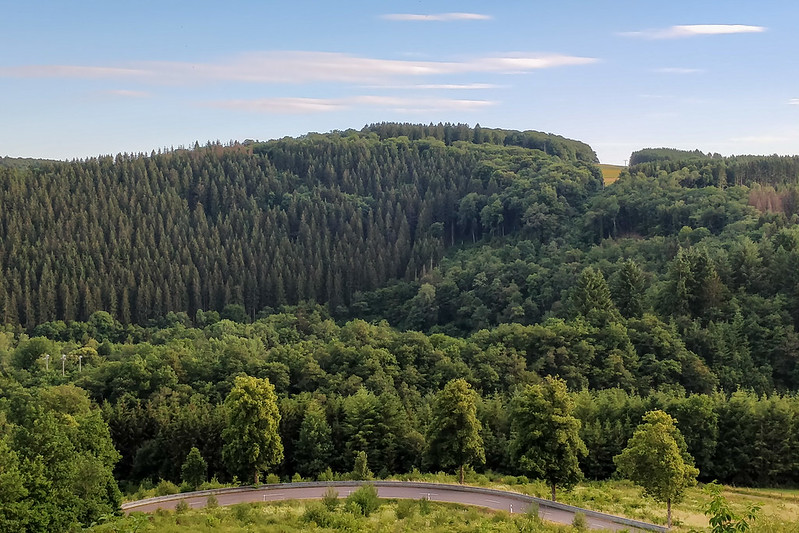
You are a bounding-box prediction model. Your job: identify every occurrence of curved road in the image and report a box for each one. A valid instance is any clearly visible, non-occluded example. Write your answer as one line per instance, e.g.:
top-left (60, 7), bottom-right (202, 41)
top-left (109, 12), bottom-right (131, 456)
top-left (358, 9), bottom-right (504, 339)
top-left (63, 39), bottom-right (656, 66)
top-left (123, 481), bottom-right (666, 532)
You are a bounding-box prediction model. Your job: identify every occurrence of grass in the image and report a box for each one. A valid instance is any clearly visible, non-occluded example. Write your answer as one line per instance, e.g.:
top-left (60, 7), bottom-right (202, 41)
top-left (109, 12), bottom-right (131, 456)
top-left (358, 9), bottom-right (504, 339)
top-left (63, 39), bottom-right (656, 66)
top-left (120, 472), bottom-right (799, 531)
top-left (92, 499), bottom-right (580, 532)
top-left (598, 164), bottom-right (625, 185)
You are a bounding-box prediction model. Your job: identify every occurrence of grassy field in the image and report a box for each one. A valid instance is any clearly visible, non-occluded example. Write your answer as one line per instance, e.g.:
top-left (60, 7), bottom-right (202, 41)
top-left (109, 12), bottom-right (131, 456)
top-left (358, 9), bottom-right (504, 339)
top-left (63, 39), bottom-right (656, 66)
top-left (93, 499), bottom-right (578, 533)
top-left (121, 473), bottom-right (799, 532)
top-left (599, 164), bottom-right (625, 185)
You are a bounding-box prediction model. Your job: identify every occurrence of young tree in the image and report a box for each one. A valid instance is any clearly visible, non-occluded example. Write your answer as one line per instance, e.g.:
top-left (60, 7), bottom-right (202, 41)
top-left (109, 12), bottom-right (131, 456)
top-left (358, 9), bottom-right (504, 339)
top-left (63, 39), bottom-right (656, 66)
top-left (510, 376), bottom-right (587, 501)
top-left (614, 410), bottom-right (699, 528)
top-left (222, 375), bottom-right (284, 484)
top-left (181, 447), bottom-right (208, 489)
top-left (426, 378), bottom-right (485, 484)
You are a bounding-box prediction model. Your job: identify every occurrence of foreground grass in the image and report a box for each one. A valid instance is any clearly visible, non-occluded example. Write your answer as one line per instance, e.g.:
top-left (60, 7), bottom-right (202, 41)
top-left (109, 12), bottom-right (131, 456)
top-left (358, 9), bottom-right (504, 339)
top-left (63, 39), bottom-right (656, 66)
top-left (123, 472), bottom-right (799, 531)
top-left (599, 164), bottom-right (624, 184)
top-left (91, 500), bottom-right (581, 533)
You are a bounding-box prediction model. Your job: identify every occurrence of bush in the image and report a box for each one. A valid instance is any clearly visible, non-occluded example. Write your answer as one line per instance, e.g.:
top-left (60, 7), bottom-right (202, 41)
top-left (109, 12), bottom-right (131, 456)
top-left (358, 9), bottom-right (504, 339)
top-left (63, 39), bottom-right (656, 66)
top-left (291, 473), bottom-right (303, 483)
top-left (302, 502), bottom-right (332, 526)
top-left (206, 494), bottom-right (219, 509)
top-left (346, 484), bottom-right (380, 516)
top-left (395, 499), bottom-right (417, 520)
top-left (174, 500), bottom-right (189, 514)
top-left (517, 475), bottom-right (529, 484)
top-left (318, 467), bottom-right (335, 481)
top-left (526, 501), bottom-right (539, 520)
top-left (322, 487), bottom-right (339, 510)
top-left (572, 511), bottom-right (587, 531)
top-left (154, 479), bottom-right (180, 496)
top-left (231, 503), bottom-right (256, 524)
top-left (419, 497), bottom-right (431, 516)
top-left (265, 473), bottom-right (280, 484)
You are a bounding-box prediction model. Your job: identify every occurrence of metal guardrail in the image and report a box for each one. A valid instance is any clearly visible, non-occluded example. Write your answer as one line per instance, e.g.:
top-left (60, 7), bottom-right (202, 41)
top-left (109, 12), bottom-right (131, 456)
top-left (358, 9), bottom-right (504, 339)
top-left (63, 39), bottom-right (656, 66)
top-left (122, 480), bottom-right (668, 532)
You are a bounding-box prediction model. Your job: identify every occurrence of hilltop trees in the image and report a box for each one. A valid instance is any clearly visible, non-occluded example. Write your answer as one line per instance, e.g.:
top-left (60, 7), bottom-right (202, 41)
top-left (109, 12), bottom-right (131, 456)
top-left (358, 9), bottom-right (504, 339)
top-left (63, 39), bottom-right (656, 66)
top-left (510, 376), bottom-right (587, 501)
top-left (222, 376), bottom-right (284, 484)
top-left (614, 410), bottom-right (698, 528)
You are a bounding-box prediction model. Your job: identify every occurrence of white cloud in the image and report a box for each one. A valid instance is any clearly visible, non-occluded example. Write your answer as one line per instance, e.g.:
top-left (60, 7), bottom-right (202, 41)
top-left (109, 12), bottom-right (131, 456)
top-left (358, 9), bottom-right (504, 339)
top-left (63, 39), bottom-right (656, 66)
top-left (0, 51), bottom-right (596, 85)
top-left (621, 24), bottom-right (766, 39)
top-left (789, 98), bottom-right (799, 105)
top-left (381, 13), bottom-right (491, 21)
top-left (652, 67), bottom-right (704, 74)
top-left (211, 95), bottom-right (496, 114)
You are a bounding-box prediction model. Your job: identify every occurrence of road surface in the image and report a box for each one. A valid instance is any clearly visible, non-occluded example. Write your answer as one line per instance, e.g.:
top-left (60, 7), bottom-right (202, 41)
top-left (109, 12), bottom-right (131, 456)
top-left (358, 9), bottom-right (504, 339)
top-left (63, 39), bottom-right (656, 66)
top-left (123, 481), bottom-right (666, 532)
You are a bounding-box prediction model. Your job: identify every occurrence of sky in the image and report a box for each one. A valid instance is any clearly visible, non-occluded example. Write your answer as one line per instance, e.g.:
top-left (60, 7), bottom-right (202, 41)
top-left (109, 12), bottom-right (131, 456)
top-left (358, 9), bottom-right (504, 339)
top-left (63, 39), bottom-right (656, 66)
top-left (1, 0), bottom-right (797, 164)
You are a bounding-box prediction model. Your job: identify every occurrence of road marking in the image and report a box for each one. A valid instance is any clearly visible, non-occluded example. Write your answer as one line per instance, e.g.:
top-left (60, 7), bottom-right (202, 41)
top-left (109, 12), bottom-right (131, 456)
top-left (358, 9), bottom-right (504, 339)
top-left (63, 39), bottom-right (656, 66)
top-left (485, 499), bottom-right (502, 504)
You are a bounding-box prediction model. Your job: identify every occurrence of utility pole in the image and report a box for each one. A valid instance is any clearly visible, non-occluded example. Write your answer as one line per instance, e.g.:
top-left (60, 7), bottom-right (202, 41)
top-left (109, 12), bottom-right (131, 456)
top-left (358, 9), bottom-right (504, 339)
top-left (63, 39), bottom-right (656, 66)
top-left (43, 354), bottom-right (50, 371)
top-left (78, 354), bottom-right (83, 373)
top-left (61, 353), bottom-right (66, 376)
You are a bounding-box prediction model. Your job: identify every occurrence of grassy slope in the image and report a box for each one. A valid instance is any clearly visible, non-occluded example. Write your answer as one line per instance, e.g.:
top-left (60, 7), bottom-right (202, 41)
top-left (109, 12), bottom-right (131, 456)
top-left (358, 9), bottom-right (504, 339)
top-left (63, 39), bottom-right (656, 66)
top-left (598, 163), bottom-right (624, 184)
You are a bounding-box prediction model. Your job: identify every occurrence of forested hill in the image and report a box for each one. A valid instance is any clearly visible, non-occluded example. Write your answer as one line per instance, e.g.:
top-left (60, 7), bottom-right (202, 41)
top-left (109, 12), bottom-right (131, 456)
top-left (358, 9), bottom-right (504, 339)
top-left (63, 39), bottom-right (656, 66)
top-left (629, 147), bottom-right (799, 188)
top-left (0, 124), bottom-right (600, 327)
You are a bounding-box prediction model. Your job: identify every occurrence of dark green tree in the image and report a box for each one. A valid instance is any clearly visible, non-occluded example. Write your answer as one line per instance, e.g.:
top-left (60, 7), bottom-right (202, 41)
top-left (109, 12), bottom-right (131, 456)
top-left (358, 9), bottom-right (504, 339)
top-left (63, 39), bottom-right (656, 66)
top-left (426, 378), bottom-right (485, 484)
top-left (510, 376), bottom-right (587, 501)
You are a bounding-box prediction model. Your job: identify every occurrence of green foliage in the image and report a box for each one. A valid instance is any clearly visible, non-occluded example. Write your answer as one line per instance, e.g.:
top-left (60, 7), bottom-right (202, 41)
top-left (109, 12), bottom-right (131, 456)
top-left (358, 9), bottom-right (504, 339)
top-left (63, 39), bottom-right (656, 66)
top-left (704, 482), bottom-right (760, 533)
top-left (181, 447), bottom-right (207, 489)
top-left (426, 378), bottom-right (485, 484)
top-left (155, 479), bottom-right (180, 496)
top-left (322, 487), bottom-right (340, 510)
top-left (222, 375), bottom-right (283, 484)
top-left (205, 494), bottom-right (219, 509)
top-left (174, 499), bottom-right (189, 514)
top-left (351, 450), bottom-right (373, 480)
top-left (345, 484), bottom-right (381, 516)
top-left (572, 511), bottom-right (587, 531)
top-left (294, 400), bottom-right (332, 478)
top-left (510, 376), bottom-right (587, 501)
top-left (614, 410), bottom-right (699, 527)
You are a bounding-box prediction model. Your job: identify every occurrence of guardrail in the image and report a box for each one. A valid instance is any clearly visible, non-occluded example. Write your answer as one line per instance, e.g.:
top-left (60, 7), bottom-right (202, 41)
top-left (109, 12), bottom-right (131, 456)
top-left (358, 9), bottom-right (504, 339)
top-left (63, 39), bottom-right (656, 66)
top-left (122, 480), bottom-right (668, 532)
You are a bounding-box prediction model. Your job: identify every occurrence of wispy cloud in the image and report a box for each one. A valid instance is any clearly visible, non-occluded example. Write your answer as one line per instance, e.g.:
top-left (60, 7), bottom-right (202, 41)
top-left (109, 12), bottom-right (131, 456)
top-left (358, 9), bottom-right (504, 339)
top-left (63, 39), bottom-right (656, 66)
top-left (789, 98), bottom-right (799, 105)
top-left (363, 83), bottom-right (503, 90)
top-left (730, 135), bottom-right (793, 144)
top-left (652, 67), bottom-right (704, 74)
top-left (0, 51), bottom-right (596, 85)
top-left (621, 24), bottom-right (766, 39)
top-left (102, 89), bottom-right (151, 98)
top-left (381, 13), bottom-right (491, 22)
top-left (210, 95), bottom-right (496, 114)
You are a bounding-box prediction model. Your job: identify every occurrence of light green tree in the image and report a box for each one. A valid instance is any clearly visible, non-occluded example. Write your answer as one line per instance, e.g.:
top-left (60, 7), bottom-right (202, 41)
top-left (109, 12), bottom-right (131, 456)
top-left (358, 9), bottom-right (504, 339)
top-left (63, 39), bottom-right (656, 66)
top-left (181, 447), bottom-right (207, 489)
top-left (222, 375), bottom-right (284, 484)
top-left (614, 410), bottom-right (699, 528)
top-left (510, 376), bottom-right (587, 501)
top-left (426, 378), bottom-right (485, 484)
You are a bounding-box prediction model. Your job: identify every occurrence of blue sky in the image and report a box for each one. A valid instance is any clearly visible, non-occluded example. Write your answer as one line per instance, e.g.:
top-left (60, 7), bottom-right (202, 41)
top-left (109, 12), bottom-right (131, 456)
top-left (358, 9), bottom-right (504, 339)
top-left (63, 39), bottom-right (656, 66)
top-left (1, 1), bottom-right (796, 164)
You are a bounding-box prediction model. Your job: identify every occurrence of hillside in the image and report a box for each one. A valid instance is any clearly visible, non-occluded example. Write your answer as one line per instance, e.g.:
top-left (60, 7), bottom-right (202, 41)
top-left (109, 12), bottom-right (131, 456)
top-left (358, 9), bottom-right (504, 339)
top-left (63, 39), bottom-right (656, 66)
top-left (0, 124), bottom-right (599, 327)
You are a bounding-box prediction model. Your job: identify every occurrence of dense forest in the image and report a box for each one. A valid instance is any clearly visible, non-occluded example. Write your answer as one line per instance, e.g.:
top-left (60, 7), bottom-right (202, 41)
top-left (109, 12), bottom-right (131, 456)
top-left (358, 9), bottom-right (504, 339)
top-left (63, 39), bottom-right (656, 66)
top-left (5, 124), bottom-right (799, 530)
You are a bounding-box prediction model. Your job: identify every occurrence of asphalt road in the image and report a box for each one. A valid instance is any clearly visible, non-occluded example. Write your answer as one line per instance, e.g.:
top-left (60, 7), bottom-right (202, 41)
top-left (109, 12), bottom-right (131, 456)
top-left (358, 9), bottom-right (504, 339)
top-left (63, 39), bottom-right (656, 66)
top-left (123, 482), bottom-right (665, 532)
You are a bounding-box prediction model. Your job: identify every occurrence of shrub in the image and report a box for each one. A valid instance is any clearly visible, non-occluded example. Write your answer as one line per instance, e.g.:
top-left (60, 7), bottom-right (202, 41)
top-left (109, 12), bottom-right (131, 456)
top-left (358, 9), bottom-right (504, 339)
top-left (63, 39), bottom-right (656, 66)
top-left (302, 502), bottom-right (332, 526)
top-left (395, 499), bottom-right (416, 520)
top-left (206, 494), bottom-right (219, 509)
top-left (174, 500), bottom-right (189, 514)
top-left (346, 484), bottom-right (380, 516)
top-left (291, 473), bottom-right (303, 483)
top-left (322, 487), bottom-right (339, 510)
top-left (318, 467), bottom-right (335, 481)
top-left (419, 497), bottom-right (431, 516)
top-left (154, 479), bottom-right (180, 496)
top-left (265, 473), bottom-right (280, 484)
top-left (573, 511), bottom-right (587, 531)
